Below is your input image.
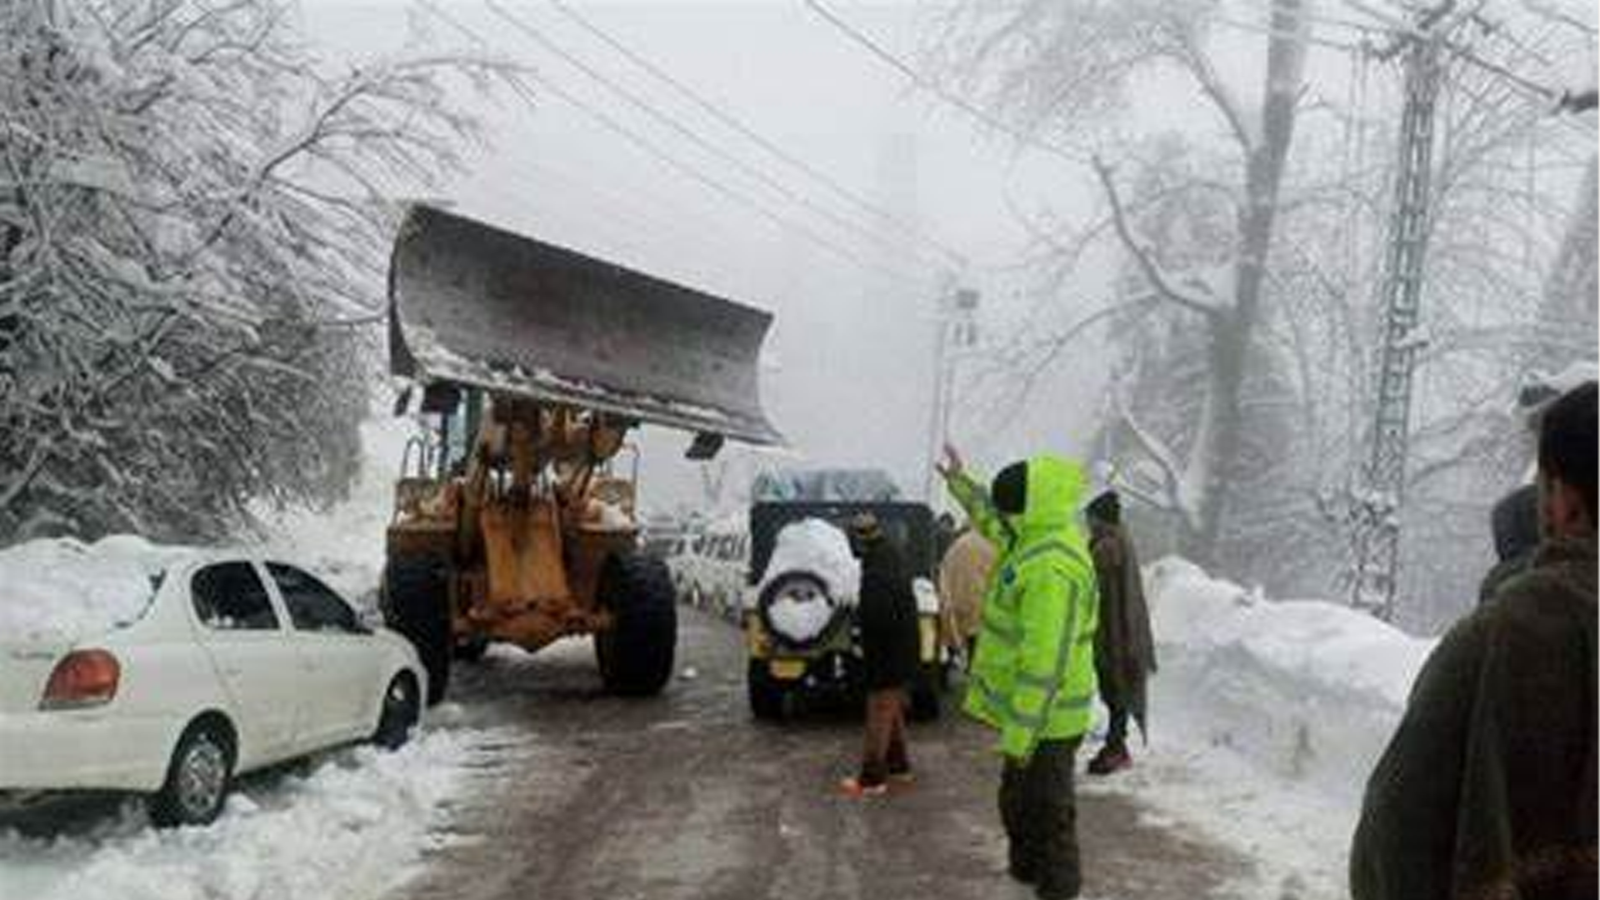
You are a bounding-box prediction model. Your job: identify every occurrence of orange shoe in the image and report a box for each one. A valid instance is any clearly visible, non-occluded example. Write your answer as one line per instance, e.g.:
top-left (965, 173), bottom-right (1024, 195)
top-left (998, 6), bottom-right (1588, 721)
top-left (837, 777), bottom-right (889, 798)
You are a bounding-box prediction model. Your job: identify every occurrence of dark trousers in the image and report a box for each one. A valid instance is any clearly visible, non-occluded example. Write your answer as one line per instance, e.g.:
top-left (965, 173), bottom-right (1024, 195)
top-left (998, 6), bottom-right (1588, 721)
top-left (1000, 738), bottom-right (1082, 900)
top-left (859, 688), bottom-right (910, 786)
top-left (1105, 705), bottom-right (1129, 753)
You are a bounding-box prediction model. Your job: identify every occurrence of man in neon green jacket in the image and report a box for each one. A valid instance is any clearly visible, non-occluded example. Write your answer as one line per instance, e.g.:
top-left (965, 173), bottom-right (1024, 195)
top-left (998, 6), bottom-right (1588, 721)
top-left (938, 444), bottom-right (1099, 900)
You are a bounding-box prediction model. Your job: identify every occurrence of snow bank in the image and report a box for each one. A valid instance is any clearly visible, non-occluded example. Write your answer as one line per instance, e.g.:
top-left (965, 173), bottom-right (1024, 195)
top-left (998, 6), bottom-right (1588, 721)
top-left (251, 414), bottom-right (415, 606)
top-left (1145, 557), bottom-right (1433, 796)
top-left (1093, 557), bottom-right (1438, 899)
top-left (0, 536), bottom-right (194, 643)
top-left (750, 518), bottom-right (860, 609)
top-left (0, 727), bottom-right (484, 900)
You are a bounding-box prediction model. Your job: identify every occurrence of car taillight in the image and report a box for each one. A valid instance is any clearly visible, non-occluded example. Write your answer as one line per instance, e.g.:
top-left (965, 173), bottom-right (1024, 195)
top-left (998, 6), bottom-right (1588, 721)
top-left (40, 649), bottom-right (121, 710)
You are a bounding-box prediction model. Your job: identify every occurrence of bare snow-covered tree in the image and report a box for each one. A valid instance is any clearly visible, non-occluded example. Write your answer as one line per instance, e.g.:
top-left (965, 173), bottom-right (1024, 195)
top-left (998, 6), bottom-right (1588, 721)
top-left (936, 0), bottom-right (1313, 567)
top-left (937, 2), bottom-right (1596, 626)
top-left (0, 0), bottom-right (513, 542)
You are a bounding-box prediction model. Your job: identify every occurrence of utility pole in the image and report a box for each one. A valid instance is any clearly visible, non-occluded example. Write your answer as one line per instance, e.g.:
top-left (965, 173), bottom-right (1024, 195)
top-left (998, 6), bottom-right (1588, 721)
top-left (923, 285), bottom-right (979, 503)
top-left (1350, 2), bottom-right (1454, 620)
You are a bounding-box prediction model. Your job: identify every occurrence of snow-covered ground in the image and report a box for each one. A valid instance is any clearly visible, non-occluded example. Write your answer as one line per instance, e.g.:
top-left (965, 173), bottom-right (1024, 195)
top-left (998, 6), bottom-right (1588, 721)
top-left (1082, 556), bottom-right (1437, 900)
top-left (1, 400), bottom-right (1447, 900)
top-left (0, 724), bottom-right (483, 900)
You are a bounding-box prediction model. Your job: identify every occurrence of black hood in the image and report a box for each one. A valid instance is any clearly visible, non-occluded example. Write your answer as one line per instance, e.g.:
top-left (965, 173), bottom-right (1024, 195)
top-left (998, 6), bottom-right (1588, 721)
top-left (1490, 484), bottom-right (1540, 562)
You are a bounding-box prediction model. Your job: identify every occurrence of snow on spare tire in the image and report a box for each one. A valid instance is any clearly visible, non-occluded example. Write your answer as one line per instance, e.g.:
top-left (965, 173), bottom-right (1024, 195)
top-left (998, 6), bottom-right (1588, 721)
top-left (754, 519), bottom-right (860, 647)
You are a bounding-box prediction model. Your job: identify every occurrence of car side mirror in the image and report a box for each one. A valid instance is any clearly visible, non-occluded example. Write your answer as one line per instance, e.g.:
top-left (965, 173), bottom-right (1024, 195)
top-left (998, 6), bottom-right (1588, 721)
top-left (358, 606), bottom-right (384, 633)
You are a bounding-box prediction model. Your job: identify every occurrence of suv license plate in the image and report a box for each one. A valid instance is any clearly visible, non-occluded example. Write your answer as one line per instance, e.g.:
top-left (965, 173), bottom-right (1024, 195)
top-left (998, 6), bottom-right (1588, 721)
top-left (769, 659), bottom-right (806, 681)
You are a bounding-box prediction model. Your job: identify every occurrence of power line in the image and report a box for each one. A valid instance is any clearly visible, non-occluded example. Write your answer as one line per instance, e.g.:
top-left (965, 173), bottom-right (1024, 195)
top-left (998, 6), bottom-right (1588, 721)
top-left (1441, 37), bottom-right (1564, 101)
top-left (1340, 0), bottom-right (1587, 107)
top-left (1225, 0), bottom-right (1393, 41)
top-left (799, 0), bottom-right (1091, 169)
top-left (419, 0), bottom-right (931, 288)
top-left (483, 0), bottom-right (935, 284)
top-left (1211, 12), bottom-right (1370, 54)
top-left (496, 159), bottom-right (925, 302)
top-left (547, 0), bottom-right (967, 268)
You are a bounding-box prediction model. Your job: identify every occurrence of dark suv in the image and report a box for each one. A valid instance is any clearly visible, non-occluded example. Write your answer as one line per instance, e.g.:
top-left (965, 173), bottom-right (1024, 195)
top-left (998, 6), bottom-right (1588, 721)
top-left (744, 497), bottom-right (947, 721)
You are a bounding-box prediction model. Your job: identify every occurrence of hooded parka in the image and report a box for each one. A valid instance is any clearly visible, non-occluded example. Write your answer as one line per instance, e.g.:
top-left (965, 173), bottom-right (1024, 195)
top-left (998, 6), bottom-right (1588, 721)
top-left (947, 455), bottom-right (1099, 760)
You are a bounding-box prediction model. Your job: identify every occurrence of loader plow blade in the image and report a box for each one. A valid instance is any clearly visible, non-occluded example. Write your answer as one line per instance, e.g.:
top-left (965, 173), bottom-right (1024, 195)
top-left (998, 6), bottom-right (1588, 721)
top-left (389, 204), bottom-right (781, 445)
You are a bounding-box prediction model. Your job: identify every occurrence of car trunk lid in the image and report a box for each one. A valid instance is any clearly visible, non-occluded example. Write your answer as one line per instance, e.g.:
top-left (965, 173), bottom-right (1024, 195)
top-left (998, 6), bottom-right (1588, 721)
top-left (0, 638), bottom-right (73, 714)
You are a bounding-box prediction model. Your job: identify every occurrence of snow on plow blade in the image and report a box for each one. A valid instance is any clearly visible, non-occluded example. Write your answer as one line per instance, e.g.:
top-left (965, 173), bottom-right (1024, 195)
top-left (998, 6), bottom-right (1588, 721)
top-left (389, 204), bottom-right (781, 445)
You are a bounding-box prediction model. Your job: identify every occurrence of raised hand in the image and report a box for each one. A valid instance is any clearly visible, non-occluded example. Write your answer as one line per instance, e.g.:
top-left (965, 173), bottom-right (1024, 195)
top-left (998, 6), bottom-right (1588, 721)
top-left (936, 443), bottom-right (965, 481)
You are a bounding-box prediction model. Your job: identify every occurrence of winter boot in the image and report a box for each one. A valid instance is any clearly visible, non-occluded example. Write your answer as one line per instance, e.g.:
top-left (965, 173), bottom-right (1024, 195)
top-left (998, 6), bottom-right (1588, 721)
top-left (1086, 745), bottom-right (1131, 776)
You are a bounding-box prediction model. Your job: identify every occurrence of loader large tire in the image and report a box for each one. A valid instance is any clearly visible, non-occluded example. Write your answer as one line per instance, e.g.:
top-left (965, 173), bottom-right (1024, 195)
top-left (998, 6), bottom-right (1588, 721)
top-left (382, 558), bottom-right (452, 705)
top-left (595, 553), bottom-right (677, 696)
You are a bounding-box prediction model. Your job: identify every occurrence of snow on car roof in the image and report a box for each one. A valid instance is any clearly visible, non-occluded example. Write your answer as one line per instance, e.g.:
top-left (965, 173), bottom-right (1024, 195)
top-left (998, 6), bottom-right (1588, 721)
top-left (0, 536), bottom-right (200, 643)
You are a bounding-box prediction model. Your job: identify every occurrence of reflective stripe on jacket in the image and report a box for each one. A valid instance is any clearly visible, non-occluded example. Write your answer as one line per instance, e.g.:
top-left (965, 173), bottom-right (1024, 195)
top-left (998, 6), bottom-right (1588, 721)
top-left (946, 455), bottom-right (1099, 760)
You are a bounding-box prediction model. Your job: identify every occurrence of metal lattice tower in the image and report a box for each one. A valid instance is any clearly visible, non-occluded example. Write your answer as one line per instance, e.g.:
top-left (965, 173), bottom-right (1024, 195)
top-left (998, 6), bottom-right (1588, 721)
top-left (1350, 29), bottom-right (1447, 620)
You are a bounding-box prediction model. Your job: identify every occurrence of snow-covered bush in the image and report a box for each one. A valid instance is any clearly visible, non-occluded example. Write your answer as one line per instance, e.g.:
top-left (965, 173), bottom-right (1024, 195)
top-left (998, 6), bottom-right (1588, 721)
top-left (0, 2), bottom-right (511, 544)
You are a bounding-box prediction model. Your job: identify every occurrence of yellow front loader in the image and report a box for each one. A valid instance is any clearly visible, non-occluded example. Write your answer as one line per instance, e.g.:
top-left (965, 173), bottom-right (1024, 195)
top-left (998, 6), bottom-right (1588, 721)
top-left (380, 205), bottom-right (780, 702)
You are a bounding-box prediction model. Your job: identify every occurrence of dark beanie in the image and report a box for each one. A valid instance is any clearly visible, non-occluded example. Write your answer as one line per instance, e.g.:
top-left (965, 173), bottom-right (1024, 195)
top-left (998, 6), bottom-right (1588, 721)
top-left (1538, 381), bottom-right (1597, 521)
top-left (1086, 490), bottom-right (1121, 525)
top-left (992, 461), bottom-right (1028, 515)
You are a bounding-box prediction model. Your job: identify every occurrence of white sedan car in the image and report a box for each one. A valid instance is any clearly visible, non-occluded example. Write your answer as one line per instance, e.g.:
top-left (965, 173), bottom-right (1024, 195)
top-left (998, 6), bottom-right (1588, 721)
top-left (0, 552), bottom-right (427, 828)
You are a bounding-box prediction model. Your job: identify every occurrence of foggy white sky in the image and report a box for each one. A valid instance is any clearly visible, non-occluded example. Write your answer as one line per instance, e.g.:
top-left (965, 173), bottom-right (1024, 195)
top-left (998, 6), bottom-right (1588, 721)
top-left (300, 0), bottom-right (1597, 516)
top-left (304, 0), bottom-right (1117, 513)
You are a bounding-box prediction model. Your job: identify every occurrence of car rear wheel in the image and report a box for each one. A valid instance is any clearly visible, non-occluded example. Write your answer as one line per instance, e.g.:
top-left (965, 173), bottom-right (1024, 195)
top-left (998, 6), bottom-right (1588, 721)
top-left (595, 553), bottom-right (677, 696)
top-left (373, 673), bottom-right (421, 750)
top-left (383, 557), bottom-right (451, 705)
top-left (149, 721), bottom-right (234, 828)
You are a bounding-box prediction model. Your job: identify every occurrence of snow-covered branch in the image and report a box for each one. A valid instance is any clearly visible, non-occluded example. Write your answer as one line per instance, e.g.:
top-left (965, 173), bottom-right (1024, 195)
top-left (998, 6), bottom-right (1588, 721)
top-left (0, 0), bottom-right (514, 542)
top-left (1171, 23), bottom-right (1255, 155)
top-left (1108, 374), bottom-right (1203, 532)
top-left (1092, 156), bottom-right (1228, 320)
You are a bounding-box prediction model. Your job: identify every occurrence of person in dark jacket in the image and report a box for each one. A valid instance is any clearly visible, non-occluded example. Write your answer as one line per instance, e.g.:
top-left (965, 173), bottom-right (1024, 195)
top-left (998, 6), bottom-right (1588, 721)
top-left (1083, 491), bottom-right (1156, 776)
top-left (839, 512), bottom-right (921, 798)
top-left (1350, 381), bottom-right (1597, 900)
top-left (1478, 483), bottom-right (1540, 604)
